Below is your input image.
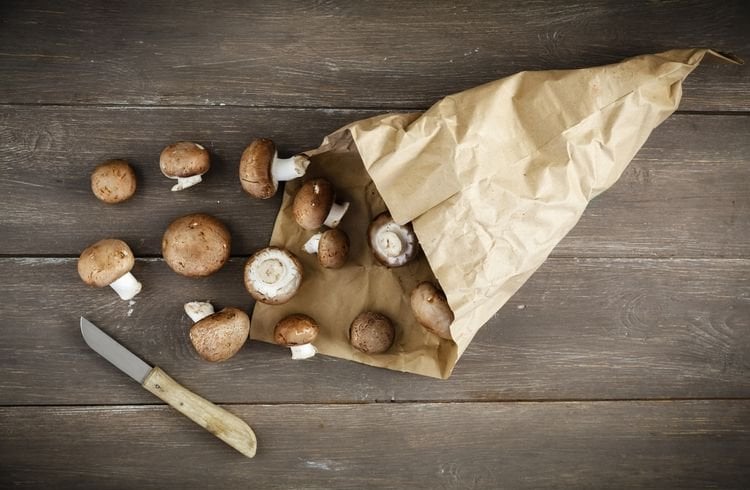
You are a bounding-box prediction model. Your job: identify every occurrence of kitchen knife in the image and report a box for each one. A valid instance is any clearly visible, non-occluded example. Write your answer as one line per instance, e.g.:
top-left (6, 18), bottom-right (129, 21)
top-left (80, 317), bottom-right (257, 458)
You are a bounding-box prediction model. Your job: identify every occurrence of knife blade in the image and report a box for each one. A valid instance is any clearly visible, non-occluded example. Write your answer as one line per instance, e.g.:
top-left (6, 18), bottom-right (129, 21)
top-left (80, 317), bottom-right (257, 458)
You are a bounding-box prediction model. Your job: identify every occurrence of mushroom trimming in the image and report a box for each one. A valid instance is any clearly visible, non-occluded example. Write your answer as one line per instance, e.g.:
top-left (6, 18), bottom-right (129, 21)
top-left (349, 312), bottom-right (395, 354)
top-left (239, 138), bottom-right (310, 199)
top-left (292, 178), bottom-right (350, 230)
top-left (368, 212), bottom-right (418, 267)
top-left (274, 314), bottom-right (320, 360)
top-left (90, 159), bottom-right (137, 204)
top-left (410, 282), bottom-right (454, 340)
top-left (162, 213), bottom-right (231, 277)
top-left (77, 238), bottom-right (142, 300)
top-left (184, 302), bottom-right (250, 362)
top-left (303, 228), bottom-right (350, 269)
top-left (244, 247), bottom-right (303, 304)
top-left (160, 141), bottom-right (210, 191)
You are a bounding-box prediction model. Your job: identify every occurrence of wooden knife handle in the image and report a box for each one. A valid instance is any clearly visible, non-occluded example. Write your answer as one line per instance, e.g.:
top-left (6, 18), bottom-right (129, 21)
top-left (142, 366), bottom-right (257, 458)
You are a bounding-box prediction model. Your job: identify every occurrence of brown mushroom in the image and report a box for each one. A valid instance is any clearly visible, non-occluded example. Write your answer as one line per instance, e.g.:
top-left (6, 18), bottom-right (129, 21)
top-left (292, 178), bottom-right (350, 230)
top-left (159, 141), bottom-right (210, 191)
top-left (349, 312), bottom-right (395, 354)
top-left (239, 138), bottom-right (310, 199)
top-left (244, 247), bottom-right (303, 304)
top-left (302, 229), bottom-right (350, 269)
top-left (368, 212), bottom-right (418, 267)
top-left (90, 159), bottom-right (137, 203)
top-left (78, 238), bottom-right (142, 300)
top-left (410, 282), bottom-right (454, 340)
top-left (185, 302), bottom-right (250, 362)
top-left (274, 314), bottom-right (320, 359)
top-left (162, 213), bottom-right (231, 277)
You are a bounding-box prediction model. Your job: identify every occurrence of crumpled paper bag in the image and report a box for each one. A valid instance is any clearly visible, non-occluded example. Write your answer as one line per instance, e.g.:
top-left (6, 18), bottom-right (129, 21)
top-left (250, 48), bottom-right (739, 378)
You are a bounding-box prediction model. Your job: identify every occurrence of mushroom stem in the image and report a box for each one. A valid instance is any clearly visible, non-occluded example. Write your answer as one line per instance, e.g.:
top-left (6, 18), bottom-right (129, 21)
top-left (303, 233), bottom-right (322, 255)
top-left (271, 154), bottom-right (310, 183)
top-left (323, 201), bottom-right (350, 228)
top-left (109, 272), bottom-right (142, 300)
top-left (184, 301), bottom-right (215, 322)
top-left (170, 174), bottom-right (203, 192)
top-left (290, 343), bottom-right (317, 360)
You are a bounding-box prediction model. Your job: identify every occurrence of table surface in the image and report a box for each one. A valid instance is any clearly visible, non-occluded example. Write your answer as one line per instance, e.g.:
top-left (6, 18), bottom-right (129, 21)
top-left (1, 1), bottom-right (749, 488)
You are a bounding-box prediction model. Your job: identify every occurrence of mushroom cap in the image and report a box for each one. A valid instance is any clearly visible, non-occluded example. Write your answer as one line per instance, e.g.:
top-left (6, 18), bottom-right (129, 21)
top-left (78, 238), bottom-right (135, 287)
top-left (159, 141), bottom-right (210, 178)
top-left (317, 229), bottom-right (350, 269)
top-left (410, 282), bottom-right (454, 340)
top-left (239, 138), bottom-right (277, 199)
top-left (274, 314), bottom-right (320, 347)
top-left (292, 178), bottom-right (334, 230)
top-left (162, 213), bottom-right (231, 277)
top-left (368, 212), bottom-right (418, 267)
top-left (189, 307), bottom-right (250, 362)
top-left (244, 246), bottom-right (303, 305)
top-left (90, 159), bottom-right (137, 204)
top-left (349, 312), bottom-right (395, 354)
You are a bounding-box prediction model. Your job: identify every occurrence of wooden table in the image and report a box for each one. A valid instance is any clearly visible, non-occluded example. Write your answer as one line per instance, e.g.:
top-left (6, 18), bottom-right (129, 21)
top-left (1, 1), bottom-right (748, 488)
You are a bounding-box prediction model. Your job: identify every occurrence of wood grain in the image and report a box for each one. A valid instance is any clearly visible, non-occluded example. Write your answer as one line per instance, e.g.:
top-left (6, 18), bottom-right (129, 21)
top-left (0, 1), bottom-right (747, 111)
top-left (1, 107), bottom-right (748, 257)
top-left (1, 401), bottom-right (748, 489)
top-left (1, 257), bottom-right (747, 405)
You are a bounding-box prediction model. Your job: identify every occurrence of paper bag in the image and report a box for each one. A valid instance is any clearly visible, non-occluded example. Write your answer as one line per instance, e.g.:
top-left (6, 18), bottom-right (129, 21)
top-left (250, 49), bottom-right (740, 378)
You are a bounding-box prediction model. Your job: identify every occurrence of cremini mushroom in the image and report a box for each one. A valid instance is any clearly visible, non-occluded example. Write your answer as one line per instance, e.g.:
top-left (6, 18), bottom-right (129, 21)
top-left (162, 213), bottom-right (231, 277)
top-left (303, 228), bottom-right (350, 269)
top-left (184, 301), bottom-right (250, 362)
top-left (349, 312), bottom-right (395, 354)
top-left (77, 238), bottom-right (142, 300)
top-left (368, 212), bottom-right (418, 267)
top-left (410, 282), bottom-right (454, 340)
top-left (239, 138), bottom-right (310, 199)
top-left (244, 247), bottom-right (303, 304)
top-left (160, 141), bottom-right (210, 191)
top-left (90, 159), bottom-right (137, 204)
top-left (292, 178), bottom-right (350, 230)
top-left (274, 314), bottom-right (320, 360)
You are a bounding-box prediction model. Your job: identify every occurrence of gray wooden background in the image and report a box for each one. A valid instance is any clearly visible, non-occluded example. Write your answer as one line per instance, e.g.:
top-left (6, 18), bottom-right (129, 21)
top-left (1, 1), bottom-right (748, 488)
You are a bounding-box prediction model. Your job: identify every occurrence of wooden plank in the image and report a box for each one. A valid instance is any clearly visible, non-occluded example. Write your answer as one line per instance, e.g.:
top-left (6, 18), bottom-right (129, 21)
top-left (1, 401), bottom-right (748, 489)
top-left (0, 1), bottom-right (747, 111)
top-left (1, 106), bottom-right (748, 257)
top-left (1, 257), bottom-right (748, 405)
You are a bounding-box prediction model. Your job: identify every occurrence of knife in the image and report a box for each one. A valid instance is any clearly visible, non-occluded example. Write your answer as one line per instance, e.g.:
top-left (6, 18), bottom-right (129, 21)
top-left (80, 317), bottom-right (257, 458)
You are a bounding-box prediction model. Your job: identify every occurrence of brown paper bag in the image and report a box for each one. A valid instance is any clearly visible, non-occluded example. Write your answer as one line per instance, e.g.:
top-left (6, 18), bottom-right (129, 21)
top-left (250, 48), bottom-right (740, 378)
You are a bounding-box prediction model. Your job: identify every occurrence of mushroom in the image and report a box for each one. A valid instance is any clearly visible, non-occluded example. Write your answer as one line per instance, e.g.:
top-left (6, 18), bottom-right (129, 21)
top-left (274, 314), bottom-right (320, 360)
top-left (410, 282), bottom-right (454, 340)
top-left (184, 301), bottom-right (250, 362)
top-left (368, 212), bottom-right (418, 267)
top-left (303, 229), bottom-right (350, 269)
top-left (292, 178), bottom-right (350, 230)
top-left (159, 141), bottom-right (210, 191)
top-left (349, 312), bottom-right (395, 354)
top-left (162, 213), bottom-right (231, 277)
top-left (244, 247), bottom-right (303, 304)
top-left (77, 238), bottom-right (142, 300)
top-left (90, 159), bottom-right (137, 203)
top-left (239, 138), bottom-right (310, 199)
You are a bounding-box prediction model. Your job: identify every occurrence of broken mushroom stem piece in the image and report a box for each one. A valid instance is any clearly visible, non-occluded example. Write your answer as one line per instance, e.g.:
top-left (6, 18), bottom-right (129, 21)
top-left (160, 141), bottom-right (210, 191)
top-left (368, 212), bottom-right (418, 267)
top-left (303, 228), bottom-right (350, 269)
top-left (77, 238), bottom-right (142, 300)
top-left (244, 247), bottom-right (303, 305)
top-left (274, 314), bottom-right (320, 360)
top-left (292, 178), bottom-right (350, 230)
top-left (184, 302), bottom-right (250, 362)
top-left (240, 138), bottom-right (310, 199)
top-left (184, 301), bottom-right (215, 322)
top-left (410, 282), bottom-right (454, 340)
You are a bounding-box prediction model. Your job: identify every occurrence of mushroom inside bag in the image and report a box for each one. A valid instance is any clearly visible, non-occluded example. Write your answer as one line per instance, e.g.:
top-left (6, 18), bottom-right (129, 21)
top-left (249, 49), bottom-right (738, 378)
